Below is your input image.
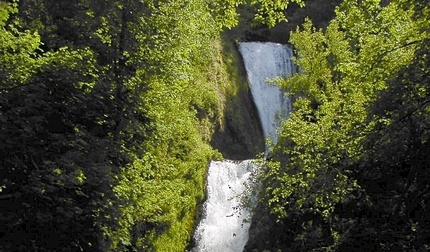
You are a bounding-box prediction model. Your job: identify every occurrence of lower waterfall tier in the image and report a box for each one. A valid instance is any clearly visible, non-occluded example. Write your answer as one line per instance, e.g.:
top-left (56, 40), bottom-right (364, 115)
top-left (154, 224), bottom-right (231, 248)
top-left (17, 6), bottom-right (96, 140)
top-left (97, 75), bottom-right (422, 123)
top-left (192, 160), bottom-right (256, 252)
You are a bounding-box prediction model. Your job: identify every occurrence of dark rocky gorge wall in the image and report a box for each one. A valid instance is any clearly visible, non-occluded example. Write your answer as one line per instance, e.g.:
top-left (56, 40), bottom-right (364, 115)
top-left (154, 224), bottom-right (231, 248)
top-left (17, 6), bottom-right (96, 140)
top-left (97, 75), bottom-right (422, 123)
top-left (210, 45), bottom-right (265, 160)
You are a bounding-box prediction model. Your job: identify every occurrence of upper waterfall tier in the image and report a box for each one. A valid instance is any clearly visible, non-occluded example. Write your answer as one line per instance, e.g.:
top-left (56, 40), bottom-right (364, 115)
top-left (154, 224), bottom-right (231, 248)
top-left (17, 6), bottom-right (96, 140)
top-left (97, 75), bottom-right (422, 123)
top-left (238, 42), bottom-right (295, 145)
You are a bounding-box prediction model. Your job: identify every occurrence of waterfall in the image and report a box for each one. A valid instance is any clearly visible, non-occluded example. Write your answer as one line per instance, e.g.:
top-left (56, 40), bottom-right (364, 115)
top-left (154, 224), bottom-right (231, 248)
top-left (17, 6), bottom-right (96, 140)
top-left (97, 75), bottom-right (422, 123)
top-left (192, 42), bottom-right (294, 252)
top-left (191, 160), bottom-right (256, 252)
top-left (238, 42), bottom-right (294, 145)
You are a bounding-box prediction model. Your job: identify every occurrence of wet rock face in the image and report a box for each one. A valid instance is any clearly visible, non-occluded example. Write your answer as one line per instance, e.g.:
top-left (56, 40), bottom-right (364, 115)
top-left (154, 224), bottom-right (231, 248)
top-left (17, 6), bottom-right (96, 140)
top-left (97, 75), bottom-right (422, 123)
top-left (209, 38), bottom-right (265, 160)
top-left (211, 82), bottom-right (265, 160)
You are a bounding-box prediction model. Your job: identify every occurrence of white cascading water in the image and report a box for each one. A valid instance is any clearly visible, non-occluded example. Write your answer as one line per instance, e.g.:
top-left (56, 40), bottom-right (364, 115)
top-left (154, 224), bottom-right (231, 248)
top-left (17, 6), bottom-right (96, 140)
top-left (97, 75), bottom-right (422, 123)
top-left (192, 42), bottom-right (295, 252)
top-left (191, 160), bottom-right (255, 252)
top-left (238, 42), bottom-right (294, 145)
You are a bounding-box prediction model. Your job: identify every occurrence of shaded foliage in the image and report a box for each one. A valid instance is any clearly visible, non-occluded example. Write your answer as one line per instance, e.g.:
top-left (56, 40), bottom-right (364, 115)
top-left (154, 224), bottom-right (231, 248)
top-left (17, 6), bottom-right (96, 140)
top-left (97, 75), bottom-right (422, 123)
top-left (0, 52), bottom-right (124, 251)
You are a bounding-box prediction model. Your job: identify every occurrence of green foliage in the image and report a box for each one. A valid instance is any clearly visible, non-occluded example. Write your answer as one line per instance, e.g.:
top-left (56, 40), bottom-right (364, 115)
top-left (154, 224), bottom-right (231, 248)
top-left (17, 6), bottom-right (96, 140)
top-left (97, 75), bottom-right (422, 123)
top-left (210, 0), bottom-right (305, 28)
top-left (351, 39), bottom-right (430, 251)
top-left (1, 0), bottom-right (309, 251)
top-left (0, 32), bottom-right (119, 251)
top-left (103, 1), bottom-right (223, 250)
top-left (0, 1), bottom-right (42, 87)
top-left (250, 0), bottom-right (305, 27)
top-left (260, 0), bottom-right (430, 250)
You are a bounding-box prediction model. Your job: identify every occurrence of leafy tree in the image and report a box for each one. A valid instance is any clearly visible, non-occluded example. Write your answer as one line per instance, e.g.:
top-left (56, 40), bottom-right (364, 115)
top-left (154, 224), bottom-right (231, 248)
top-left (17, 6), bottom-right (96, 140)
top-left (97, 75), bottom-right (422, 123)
top-left (347, 38), bottom-right (430, 252)
top-left (1, 1), bottom-right (148, 250)
top-left (0, 38), bottom-right (118, 252)
top-left (210, 0), bottom-right (305, 28)
top-left (0, 1), bottom-right (41, 88)
top-left (258, 0), bottom-right (430, 250)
